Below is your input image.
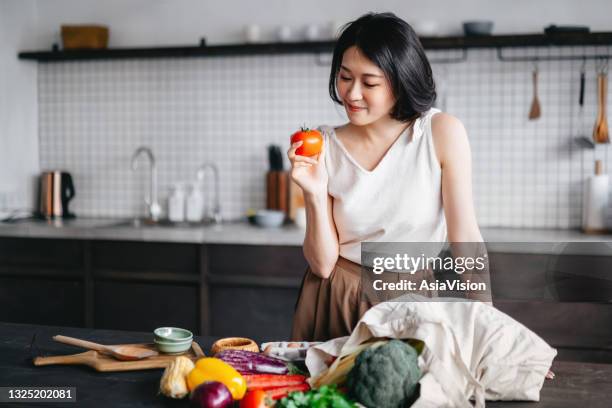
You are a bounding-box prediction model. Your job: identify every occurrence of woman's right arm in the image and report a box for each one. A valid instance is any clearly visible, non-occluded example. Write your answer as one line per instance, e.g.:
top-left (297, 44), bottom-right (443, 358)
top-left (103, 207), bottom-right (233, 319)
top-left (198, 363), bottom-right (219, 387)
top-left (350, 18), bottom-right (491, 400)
top-left (287, 140), bottom-right (339, 279)
top-left (302, 191), bottom-right (339, 279)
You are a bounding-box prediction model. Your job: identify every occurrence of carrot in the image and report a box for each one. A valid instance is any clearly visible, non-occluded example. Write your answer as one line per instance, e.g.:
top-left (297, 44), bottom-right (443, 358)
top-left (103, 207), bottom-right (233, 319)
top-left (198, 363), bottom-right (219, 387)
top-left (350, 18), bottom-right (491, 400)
top-left (265, 383), bottom-right (311, 400)
top-left (244, 374), bottom-right (307, 390)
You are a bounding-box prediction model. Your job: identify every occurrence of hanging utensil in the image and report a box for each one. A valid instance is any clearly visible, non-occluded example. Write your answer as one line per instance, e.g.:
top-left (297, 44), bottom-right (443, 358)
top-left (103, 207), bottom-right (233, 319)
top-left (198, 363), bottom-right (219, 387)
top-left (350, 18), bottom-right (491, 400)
top-left (576, 59), bottom-right (595, 148)
top-left (528, 64), bottom-right (541, 120)
top-left (579, 61), bottom-right (586, 108)
top-left (593, 60), bottom-right (609, 144)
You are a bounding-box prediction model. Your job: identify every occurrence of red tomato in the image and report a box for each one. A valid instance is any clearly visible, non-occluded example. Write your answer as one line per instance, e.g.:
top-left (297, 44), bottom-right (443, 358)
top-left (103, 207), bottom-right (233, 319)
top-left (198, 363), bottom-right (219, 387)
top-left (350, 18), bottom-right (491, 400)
top-left (239, 390), bottom-right (269, 408)
top-left (290, 128), bottom-right (323, 157)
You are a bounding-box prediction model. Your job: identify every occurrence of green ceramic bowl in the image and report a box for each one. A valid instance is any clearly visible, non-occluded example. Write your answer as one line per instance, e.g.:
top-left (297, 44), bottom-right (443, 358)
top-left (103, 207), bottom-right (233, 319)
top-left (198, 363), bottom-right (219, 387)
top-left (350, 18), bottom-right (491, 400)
top-left (153, 327), bottom-right (193, 343)
top-left (154, 338), bottom-right (192, 354)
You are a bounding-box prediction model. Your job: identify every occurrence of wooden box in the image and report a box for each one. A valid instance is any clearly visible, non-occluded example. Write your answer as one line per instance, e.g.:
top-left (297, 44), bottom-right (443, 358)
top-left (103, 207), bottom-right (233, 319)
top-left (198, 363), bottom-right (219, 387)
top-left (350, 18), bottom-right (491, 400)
top-left (61, 25), bottom-right (109, 49)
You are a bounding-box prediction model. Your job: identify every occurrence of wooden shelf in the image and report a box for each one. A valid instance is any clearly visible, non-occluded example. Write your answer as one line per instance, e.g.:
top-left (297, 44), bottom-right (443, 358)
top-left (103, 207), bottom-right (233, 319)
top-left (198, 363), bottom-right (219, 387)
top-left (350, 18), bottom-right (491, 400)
top-left (18, 32), bottom-right (612, 62)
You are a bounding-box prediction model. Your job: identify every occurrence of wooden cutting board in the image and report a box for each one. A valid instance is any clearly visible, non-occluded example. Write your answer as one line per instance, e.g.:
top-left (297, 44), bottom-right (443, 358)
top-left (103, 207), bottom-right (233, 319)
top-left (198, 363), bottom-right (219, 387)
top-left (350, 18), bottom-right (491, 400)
top-left (33, 341), bottom-right (205, 372)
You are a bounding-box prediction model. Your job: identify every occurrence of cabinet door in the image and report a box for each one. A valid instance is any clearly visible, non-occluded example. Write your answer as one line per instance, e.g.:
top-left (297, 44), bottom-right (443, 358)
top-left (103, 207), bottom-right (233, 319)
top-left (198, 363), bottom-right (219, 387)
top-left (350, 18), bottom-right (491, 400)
top-left (94, 281), bottom-right (199, 334)
top-left (210, 286), bottom-right (298, 342)
top-left (0, 237), bottom-right (85, 327)
top-left (489, 252), bottom-right (612, 302)
top-left (0, 277), bottom-right (83, 326)
top-left (207, 244), bottom-right (306, 341)
top-left (209, 285), bottom-right (299, 342)
top-left (208, 244), bottom-right (307, 278)
top-left (92, 241), bottom-right (198, 275)
top-left (0, 237), bottom-right (83, 268)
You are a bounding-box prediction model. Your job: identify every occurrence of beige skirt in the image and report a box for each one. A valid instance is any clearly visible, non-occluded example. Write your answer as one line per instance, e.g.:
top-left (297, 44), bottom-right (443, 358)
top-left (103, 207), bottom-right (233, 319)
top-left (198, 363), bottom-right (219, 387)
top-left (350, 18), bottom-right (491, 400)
top-left (290, 256), bottom-right (436, 342)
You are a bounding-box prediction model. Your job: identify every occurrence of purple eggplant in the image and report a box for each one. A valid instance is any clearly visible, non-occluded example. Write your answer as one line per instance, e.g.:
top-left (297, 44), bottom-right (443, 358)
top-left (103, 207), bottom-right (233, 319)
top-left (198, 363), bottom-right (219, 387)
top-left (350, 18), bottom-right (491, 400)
top-left (190, 381), bottom-right (233, 408)
top-left (215, 349), bottom-right (288, 375)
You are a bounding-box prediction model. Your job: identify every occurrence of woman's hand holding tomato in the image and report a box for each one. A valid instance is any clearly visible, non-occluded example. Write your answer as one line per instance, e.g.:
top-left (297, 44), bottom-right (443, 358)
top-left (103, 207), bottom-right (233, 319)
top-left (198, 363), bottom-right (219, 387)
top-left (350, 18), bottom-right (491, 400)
top-left (290, 128), bottom-right (323, 157)
top-left (287, 128), bottom-right (327, 198)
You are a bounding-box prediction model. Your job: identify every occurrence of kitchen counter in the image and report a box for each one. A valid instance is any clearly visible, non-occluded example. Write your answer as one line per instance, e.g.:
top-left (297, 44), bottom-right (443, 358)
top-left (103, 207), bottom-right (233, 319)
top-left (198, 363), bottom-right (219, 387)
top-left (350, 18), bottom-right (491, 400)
top-left (0, 217), bottom-right (611, 252)
top-left (1, 321), bottom-right (611, 407)
top-left (0, 217), bottom-right (306, 246)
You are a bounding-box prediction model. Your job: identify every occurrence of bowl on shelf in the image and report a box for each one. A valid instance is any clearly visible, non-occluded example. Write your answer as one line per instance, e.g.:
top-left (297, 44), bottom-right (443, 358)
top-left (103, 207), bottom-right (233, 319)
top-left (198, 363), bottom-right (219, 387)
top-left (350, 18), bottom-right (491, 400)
top-left (462, 21), bottom-right (494, 36)
top-left (254, 209), bottom-right (286, 228)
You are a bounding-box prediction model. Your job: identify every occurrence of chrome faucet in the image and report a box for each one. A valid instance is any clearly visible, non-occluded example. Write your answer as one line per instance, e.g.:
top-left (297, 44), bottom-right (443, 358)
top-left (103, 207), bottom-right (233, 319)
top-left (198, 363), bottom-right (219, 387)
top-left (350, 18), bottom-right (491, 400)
top-left (131, 146), bottom-right (162, 222)
top-left (196, 162), bottom-right (222, 224)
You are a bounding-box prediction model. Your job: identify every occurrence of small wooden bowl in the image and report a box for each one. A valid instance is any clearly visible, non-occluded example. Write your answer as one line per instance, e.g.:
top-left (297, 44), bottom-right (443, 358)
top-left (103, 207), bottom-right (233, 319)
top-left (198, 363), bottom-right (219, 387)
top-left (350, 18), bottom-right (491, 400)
top-left (211, 337), bottom-right (259, 355)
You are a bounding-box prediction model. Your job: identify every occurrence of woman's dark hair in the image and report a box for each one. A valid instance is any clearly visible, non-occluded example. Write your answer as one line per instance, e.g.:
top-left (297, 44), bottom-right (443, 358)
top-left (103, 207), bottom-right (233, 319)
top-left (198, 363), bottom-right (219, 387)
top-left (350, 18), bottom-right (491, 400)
top-left (329, 12), bottom-right (436, 122)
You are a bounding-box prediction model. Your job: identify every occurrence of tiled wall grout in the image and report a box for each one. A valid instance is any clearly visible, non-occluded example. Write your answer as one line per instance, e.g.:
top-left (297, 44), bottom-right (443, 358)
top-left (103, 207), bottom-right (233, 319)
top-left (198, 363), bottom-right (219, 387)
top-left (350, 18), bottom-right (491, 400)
top-left (38, 47), bottom-right (612, 228)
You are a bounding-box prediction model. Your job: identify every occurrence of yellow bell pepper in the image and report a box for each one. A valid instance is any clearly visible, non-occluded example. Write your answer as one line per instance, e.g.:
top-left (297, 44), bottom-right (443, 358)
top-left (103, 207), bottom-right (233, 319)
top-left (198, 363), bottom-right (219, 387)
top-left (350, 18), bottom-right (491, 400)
top-left (186, 357), bottom-right (246, 400)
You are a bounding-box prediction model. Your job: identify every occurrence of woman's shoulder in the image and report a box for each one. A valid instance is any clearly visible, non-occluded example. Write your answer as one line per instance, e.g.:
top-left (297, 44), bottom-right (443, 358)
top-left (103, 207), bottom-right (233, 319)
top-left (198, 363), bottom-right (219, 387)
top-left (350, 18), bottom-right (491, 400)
top-left (430, 111), bottom-right (464, 131)
top-left (430, 112), bottom-right (467, 141)
top-left (429, 112), bottom-right (469, 165)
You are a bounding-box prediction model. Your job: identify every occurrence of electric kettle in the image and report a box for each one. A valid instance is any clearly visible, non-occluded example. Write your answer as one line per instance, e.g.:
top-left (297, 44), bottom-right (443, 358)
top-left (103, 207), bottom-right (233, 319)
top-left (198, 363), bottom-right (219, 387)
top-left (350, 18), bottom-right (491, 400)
top-left (38, 171), bottom-right (75, 219)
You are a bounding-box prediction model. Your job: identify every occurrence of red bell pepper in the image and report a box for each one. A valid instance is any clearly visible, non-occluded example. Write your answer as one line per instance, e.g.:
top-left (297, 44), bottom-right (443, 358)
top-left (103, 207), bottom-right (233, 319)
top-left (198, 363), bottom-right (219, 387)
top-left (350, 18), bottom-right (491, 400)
top-left (244, 374), bottom-right (307, 390)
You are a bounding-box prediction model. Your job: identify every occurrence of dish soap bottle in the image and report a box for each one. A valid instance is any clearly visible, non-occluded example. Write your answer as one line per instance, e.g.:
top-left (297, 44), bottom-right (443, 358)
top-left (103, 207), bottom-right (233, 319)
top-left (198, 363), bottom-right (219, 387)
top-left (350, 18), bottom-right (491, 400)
top-left (582, 160), bottom-right (610, 233)
top-left (168, 183), bottom-right (186, 223)
top-left (186, 182), bottom-right (204, 223)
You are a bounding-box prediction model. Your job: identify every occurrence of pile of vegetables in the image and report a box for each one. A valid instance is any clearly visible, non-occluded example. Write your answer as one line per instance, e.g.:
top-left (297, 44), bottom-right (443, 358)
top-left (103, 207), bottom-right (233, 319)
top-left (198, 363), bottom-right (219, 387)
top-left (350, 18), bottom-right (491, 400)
top-left (159, 338), bottom-right (423, 408)
top-left (159, 347), bottom-right (311, 407)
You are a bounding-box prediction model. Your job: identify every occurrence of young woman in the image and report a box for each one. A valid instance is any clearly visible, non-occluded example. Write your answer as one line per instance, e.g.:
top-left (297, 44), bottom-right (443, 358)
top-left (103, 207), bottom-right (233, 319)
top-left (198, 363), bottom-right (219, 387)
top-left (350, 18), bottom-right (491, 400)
top-left (287, 12), bottom-right (486, 342)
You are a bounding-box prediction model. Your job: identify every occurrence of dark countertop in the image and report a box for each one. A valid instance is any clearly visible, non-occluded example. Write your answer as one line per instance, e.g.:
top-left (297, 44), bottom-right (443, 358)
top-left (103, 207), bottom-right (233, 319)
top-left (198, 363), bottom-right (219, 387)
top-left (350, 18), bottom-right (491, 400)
top-left (1, 321), bottom-right (611, 407)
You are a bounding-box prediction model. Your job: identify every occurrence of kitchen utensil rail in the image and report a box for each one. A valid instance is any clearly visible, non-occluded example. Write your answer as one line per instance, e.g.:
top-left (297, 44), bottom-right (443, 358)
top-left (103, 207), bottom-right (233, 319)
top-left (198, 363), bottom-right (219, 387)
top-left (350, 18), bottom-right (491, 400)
top-left (497, 49), bottom-right (611, 63)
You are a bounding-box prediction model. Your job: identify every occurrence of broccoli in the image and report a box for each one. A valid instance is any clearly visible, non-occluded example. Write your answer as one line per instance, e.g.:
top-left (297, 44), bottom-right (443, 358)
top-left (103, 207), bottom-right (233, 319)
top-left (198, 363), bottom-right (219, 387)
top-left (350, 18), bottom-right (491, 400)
top-left (346, 340), bottom-right (421, 408)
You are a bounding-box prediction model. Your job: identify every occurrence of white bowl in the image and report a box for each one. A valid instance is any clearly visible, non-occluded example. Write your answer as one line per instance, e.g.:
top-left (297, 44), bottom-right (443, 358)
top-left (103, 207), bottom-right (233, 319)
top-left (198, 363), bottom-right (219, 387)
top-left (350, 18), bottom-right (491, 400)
top-left (255, 210), bottom-right (285, 228)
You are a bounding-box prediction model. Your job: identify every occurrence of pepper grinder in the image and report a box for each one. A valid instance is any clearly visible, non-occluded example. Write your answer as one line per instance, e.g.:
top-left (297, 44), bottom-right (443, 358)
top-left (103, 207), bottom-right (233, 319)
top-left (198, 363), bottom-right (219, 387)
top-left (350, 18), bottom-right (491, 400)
top-left (582, 160), bottom-right (610, 233)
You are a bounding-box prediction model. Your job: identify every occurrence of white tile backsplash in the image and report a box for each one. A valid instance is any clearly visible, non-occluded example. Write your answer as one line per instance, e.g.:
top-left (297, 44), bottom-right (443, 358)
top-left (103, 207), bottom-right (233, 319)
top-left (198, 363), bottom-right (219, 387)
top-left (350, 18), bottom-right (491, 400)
top-left (38, 46), bottom-right (612, 227)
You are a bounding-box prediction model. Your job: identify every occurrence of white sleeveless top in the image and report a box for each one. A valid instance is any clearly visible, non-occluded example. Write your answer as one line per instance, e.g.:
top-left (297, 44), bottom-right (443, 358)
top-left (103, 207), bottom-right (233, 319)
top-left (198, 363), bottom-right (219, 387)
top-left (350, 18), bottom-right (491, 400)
top-left (321, 108), bottom-right (447, 265)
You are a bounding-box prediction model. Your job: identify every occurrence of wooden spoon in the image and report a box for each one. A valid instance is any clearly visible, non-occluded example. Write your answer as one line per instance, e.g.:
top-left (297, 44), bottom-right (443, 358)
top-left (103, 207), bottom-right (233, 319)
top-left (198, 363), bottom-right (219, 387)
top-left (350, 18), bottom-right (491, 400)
top-left (593, 72), bottom-right (610, 143)
top-left (53, 335), bottom-right (158, 361)
top-left (528, 67), bottom-right (541, 120)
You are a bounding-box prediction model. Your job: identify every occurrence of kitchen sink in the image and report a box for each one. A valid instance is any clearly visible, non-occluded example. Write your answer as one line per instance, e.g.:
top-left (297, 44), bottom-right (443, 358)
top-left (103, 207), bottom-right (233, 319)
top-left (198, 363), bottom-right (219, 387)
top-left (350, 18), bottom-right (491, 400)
top-left (102, 218), bottom-right (220, 228)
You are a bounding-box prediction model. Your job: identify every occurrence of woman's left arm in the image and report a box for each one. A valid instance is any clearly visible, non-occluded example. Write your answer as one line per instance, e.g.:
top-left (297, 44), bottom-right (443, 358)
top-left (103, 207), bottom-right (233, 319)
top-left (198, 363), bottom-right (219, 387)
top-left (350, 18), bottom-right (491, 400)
top-left (432, 113), bottom-right (492, 304)
top-left (431, 113), bottom-right (482, 242)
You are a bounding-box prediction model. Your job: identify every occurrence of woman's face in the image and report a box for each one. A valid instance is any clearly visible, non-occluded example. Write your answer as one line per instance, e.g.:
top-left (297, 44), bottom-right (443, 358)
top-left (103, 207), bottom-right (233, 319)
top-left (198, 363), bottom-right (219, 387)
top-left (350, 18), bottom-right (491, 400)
top-left (336, 46), bottom-right (396, 126)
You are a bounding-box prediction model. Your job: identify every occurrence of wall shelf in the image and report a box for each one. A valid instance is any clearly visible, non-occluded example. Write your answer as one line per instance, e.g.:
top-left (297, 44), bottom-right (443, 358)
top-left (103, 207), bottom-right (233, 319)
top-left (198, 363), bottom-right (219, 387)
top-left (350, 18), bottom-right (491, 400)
top-left (17, 32), bottom-right (612, 63)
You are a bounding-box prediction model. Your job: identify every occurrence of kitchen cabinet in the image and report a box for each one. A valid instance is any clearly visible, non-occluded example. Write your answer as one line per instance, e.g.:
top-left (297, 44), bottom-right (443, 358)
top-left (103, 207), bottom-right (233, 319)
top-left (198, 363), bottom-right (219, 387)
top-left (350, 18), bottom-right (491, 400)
top-left (0, 237), bottom-right (83, 269)
top-left (0, 276), bottom-right (83, 327)
top-left (0, 237), bottom-right (85, 327)
top-left (206, 244), bottom-right (307, 341)
top-left (489, 252), bottom-right (612, 363)
top-left (91, 241), bottom-right (199, 275)
top-left (93, 280), bottom-right (199, 333)
top-left (90, 240), bottom-right (203, 333)
top-left (2, 235), bottom-right (611, 362)
top-left (0, 237), bottom-right (307, 342)
top-left (208, 285), bottom-right (300, 341)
